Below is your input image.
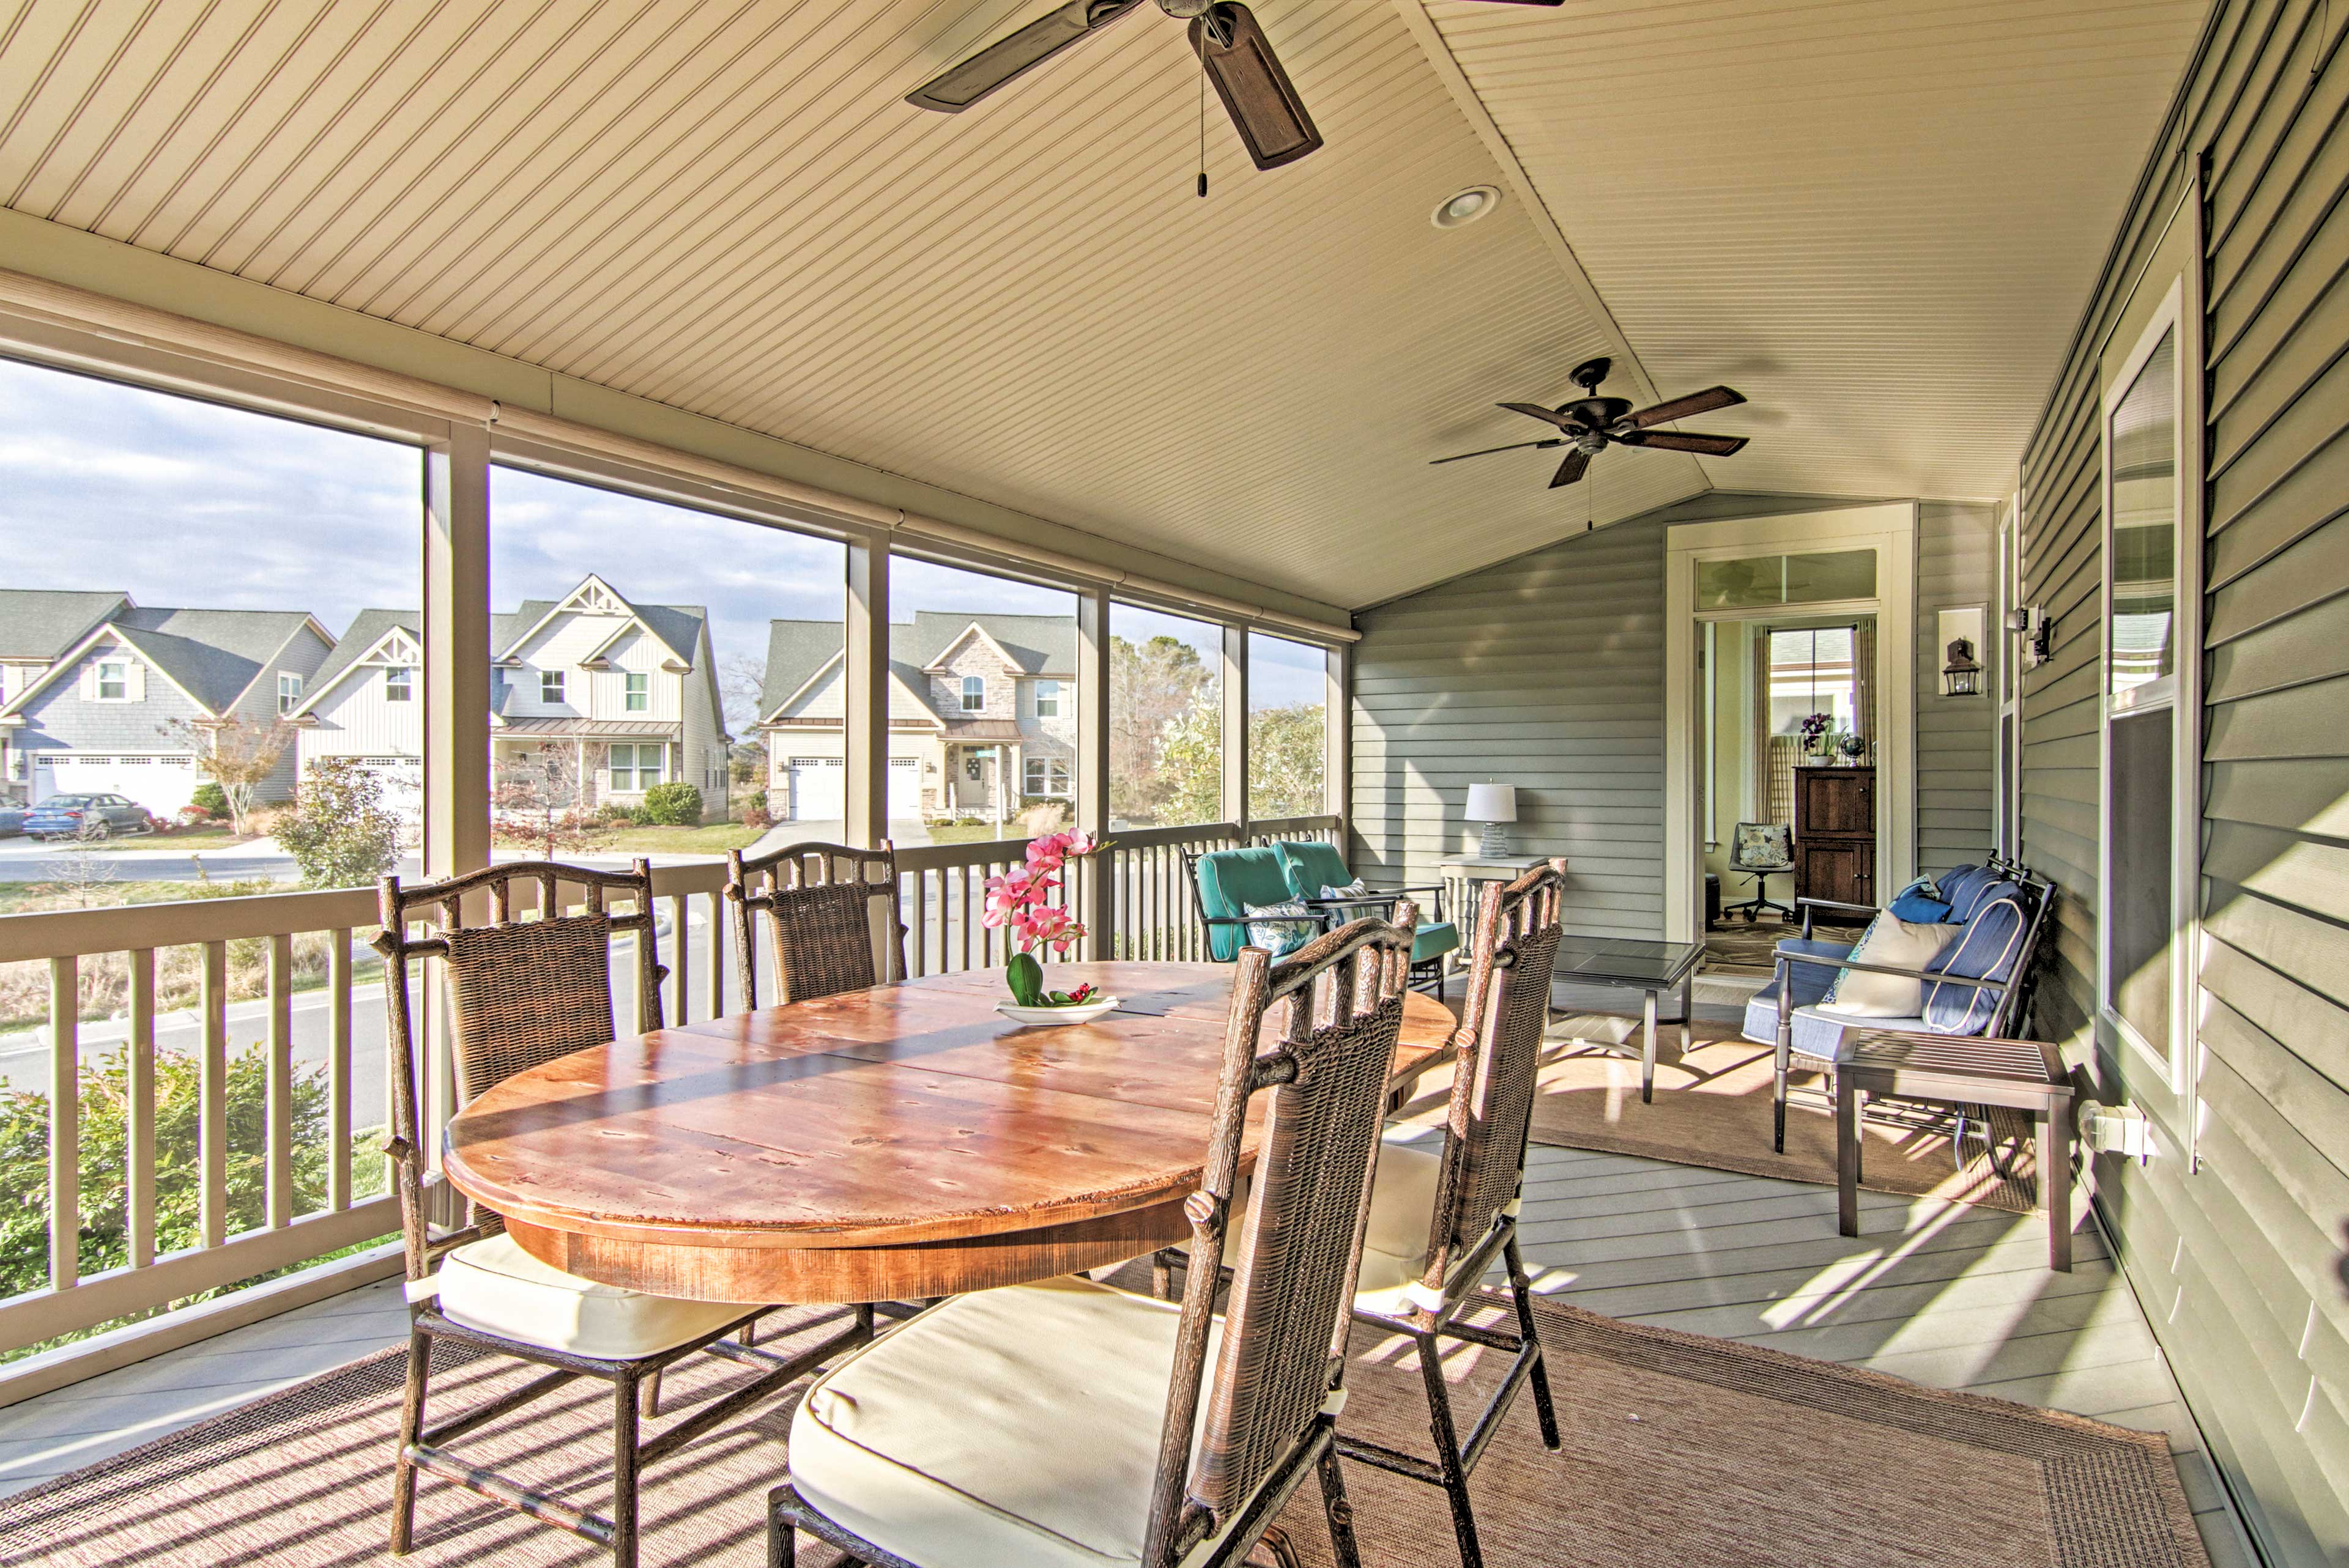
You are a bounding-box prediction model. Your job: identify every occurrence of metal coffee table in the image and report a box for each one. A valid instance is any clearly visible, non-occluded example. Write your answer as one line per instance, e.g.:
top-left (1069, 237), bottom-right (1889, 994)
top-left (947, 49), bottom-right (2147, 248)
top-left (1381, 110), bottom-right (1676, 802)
top-left (1552, 937), bottom-right (1705, 1103)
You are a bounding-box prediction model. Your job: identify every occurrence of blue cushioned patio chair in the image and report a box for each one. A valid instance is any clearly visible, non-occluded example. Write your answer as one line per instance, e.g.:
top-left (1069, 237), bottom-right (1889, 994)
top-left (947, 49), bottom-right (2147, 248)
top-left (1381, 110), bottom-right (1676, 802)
top-left (1183, 838), bottom-right (1458, 999)
top-left (1743, 854), bottom-right (2055, 1159)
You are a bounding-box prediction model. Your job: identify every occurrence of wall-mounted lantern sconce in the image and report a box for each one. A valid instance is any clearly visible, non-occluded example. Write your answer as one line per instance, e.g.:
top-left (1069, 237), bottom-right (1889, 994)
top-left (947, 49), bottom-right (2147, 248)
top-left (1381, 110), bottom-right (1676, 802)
top-left (1937, 606), bottom-right (1989, 694)
top-left (1942, 637), bottom-right (1984, 697)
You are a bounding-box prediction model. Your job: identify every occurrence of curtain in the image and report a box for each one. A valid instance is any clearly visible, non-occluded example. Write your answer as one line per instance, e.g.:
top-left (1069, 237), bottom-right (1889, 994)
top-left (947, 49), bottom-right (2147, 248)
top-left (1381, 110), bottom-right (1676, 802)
top-left (1850, 619), bottom-right (1877, 764)
top-left (1757, 624), bottom-right (1785, 821)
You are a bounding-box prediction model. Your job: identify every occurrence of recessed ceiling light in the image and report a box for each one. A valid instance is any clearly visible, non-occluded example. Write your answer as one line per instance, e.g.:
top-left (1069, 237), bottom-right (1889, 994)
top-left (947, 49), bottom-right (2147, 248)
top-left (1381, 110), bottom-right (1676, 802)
top-left (1431, 185), bottom-right (1499, 229)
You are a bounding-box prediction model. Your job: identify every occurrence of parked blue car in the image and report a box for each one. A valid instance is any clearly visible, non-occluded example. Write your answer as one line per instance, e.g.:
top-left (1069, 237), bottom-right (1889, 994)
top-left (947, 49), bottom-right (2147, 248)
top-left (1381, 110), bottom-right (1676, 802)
top-left (0, 803), bottom-right (24, 837)
top-left (23, 793), bottom-right (154, 841)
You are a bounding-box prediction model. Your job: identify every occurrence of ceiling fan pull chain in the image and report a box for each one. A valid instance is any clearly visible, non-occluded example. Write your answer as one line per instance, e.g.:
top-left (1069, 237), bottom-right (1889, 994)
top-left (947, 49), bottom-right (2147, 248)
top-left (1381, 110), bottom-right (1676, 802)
top-left (1197, 63), bottom-right (1208, 198)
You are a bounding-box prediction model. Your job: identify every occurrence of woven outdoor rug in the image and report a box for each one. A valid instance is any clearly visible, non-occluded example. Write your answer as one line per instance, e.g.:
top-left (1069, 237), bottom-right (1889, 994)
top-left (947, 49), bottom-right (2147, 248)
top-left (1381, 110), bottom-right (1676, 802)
top-left (1397, 1012), bottom-right (2038, 1213)
top-left (0, 1296), bottom-right (2204, 1567)
top-left (1704, 912), bottom-right (1865, 976)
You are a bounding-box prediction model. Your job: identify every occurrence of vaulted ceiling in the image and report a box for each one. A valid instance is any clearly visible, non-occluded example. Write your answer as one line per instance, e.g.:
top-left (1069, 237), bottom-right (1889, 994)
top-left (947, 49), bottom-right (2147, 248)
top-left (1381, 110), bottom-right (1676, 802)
top-left (0, 0), bottom-right (2210, 609)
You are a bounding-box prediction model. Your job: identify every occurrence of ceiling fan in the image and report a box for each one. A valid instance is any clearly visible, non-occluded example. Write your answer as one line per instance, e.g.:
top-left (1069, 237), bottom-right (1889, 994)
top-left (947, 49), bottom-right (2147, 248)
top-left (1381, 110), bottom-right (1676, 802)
top-left (908, 1), bottom-right (1564, 171)
top-left (1431, 357), bottom-right (1751, 488)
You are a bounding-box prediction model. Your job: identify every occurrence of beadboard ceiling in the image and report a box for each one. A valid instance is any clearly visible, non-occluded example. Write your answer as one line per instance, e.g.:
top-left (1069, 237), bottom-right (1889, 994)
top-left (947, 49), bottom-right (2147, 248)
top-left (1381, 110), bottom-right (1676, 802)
top-left (0, 0), bottom-right (2206, 608)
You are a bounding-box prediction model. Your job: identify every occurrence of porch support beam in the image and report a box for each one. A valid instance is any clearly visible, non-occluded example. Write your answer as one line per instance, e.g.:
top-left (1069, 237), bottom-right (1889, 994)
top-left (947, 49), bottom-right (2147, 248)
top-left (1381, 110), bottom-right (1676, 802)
top-left (1324, 643), bottom-right (1351, 847)
top-left (1075, 584), bottom-right (1113, 953)
top-left (422, 420), bottom-right (491, 1183)
top-left (1222, 626), bottom-right (1250, 836)
top-left (844, 533), bottom-right (890, 848)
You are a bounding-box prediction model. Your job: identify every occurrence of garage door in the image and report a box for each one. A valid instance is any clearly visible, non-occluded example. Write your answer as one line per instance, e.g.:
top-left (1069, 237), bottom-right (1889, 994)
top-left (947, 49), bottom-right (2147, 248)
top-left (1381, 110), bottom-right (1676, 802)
top-left (888, 756), bottom-right (919, 818)
top-left (32, 753), bottom-right (199, 815)
top-left (786, 756), bottom-right (844, 821)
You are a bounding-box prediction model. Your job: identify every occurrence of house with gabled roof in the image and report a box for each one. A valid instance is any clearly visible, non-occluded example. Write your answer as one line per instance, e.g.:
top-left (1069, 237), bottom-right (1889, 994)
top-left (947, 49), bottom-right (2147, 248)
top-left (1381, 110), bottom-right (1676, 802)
top-left (757, 611), bottom-right (1075, 822)
top-left (292, 575), bottom-right (730, 818)
top-left (0, 593), bottom-right (333, 813)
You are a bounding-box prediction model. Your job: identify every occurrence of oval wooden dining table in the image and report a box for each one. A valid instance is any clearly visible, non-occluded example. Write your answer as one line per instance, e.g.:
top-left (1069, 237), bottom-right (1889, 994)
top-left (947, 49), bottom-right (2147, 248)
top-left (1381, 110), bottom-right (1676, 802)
top-left (442, 960), bottom-right (1457, 1306)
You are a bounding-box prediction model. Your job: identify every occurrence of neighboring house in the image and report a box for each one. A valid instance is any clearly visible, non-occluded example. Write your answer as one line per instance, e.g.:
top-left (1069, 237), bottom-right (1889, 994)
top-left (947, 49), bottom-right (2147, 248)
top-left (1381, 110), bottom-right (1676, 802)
top-left (757, 612), bottom-right (1075, 822)
top-left (0, 590), bottom-right (133, 803)
top-left (0, 594), bottom-right (334, 815)
top-left (292, 575), bottom-right (730, 818)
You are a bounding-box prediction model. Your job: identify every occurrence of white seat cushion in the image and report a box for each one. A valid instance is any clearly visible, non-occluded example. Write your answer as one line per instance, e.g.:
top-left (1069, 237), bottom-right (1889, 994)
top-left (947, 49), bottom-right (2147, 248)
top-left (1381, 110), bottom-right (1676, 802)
top-left (1824, 914), bottom-right (1962, 1018)
top-left (791, 1274), bottom-right (1263, 1568)
top-left (436, 1233), bottom-right (742, 1361)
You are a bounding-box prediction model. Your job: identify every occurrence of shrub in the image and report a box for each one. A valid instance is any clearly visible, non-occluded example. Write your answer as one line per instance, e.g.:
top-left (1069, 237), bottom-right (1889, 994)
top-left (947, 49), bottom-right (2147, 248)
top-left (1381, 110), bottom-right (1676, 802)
top-left (740, 804), bottom-right (771, 830)
top-left (276, 758), bottom-right (406, 889)
top-left (174, 805), bottom-right (213, 827)
top-left (638, 782), bottom-right (703, 827)
top-left (0, 1043), bottom-right (341, 1303)
top-left (190, 782), bottom-right (228, 816)
top-left (593, 804), bottom-right (640, 827)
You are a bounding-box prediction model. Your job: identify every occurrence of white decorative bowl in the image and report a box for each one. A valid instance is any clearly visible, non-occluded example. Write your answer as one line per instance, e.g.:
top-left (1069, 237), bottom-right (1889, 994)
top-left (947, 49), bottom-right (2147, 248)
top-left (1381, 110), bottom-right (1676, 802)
top-left (995, 996), bottom-right (1120, 1027)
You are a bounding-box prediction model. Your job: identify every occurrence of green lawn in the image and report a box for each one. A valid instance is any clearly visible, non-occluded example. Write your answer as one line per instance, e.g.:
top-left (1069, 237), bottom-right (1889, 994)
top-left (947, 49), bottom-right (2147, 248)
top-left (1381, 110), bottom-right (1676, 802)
top-left (141, 827), bottom-right (255, 849)
top-left (597, 822), bottom-right (766, 853)
top-left (923, 822), bottom-right (1026, 846)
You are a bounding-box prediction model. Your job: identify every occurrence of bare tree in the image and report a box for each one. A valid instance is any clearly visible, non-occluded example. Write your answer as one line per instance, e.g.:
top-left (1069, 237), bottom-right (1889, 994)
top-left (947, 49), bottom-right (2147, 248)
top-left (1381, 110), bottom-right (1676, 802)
top-left (36, 817), bottom-right (125, 909)
top-left (491, 750), bottom-right (612, 860)
top-left (165, 714), bottom-right (295, 837)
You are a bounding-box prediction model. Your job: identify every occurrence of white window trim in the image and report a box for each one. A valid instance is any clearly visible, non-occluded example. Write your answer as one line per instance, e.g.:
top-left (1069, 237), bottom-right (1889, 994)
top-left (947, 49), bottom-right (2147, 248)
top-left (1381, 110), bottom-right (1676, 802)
top-left (2096, 273), bottom-right (2203, 1096)
top-left (960, 675), bottom-right (985, 712)
top-left (94, 660), bottom-right (131, 702)
top-left (278, 671), bottom-right (303, 714)
top-left (1661, 504), bottom-right (1918, 943)
top-left (623, 671), bottom-right (649, 712)
top-left (541, 669), bottom-right (565, 704)
top-left (1024, 756), bottom-right (1071, 796)
top-left (384, 666), bottom-right (414, 702)
top-left (1033, 679), bottom-right (1061, 718)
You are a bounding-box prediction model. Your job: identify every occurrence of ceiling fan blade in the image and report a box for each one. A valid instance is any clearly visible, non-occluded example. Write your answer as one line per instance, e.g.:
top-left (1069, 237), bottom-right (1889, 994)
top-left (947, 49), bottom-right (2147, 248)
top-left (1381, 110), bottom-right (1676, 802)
top-left (1548, 448), bottom-right (1590, 489)
top-left (1629, 385), bottom-right (1746, 428)
top-left (1497, 401), bottom-right (1589, 434)
top-left (1618, 430), bottom-right (1749, 456)
top-left (1428, 437), bottom-right (1565, 465)
top-left (907, 0), bottom-right (1145, 113)
top-left (1190, 4), bottom-right (1323, 170)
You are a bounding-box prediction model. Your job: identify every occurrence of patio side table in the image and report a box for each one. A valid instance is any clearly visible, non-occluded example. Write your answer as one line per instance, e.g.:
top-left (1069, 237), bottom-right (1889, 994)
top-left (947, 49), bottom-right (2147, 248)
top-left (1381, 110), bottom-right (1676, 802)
top-left (1837, 1029), bottom-right (2077, 1271)
top-left (1550, 936), bottom-right (1704, 1105)
top-left (1438, 854), bottom-right (1554, 971)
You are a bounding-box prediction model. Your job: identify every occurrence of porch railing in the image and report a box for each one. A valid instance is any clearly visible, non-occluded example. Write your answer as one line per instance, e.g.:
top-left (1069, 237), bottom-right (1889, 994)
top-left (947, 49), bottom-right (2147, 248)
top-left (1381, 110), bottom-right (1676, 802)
top-left (0, 816), bottom-right (1341, 1390)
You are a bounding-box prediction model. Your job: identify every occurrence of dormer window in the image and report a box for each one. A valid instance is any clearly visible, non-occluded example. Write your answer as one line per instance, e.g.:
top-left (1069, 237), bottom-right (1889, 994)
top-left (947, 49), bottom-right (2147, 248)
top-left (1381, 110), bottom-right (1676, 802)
top-left (541, 670), bottom-right (566, 705)
top-left (960, 675), bottom-right (985, 712)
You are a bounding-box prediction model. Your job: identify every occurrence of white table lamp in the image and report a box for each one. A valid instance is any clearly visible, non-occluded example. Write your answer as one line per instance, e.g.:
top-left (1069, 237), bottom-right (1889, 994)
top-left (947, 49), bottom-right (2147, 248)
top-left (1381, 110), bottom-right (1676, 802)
top-left (1465, 783), bottom-right (1518, 857)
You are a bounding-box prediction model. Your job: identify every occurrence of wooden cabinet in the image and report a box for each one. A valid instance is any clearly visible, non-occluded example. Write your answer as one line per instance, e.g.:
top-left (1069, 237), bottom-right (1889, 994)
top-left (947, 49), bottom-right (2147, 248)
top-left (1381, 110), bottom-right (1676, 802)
top-left (1794, 765), bottom-right (1876, 906)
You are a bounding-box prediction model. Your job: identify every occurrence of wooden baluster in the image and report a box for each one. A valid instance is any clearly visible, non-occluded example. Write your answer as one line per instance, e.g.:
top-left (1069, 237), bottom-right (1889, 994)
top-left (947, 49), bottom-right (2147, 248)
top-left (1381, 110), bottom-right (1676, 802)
top-left (267, 934), bottom-right (294, 1228)
top-left (328, 929), bottom-right (353, 1213)
top-left (705, 890), bottom-right (726, 1016)
top-left (958, 865), bottom-right (972, 974)
top-left (669, 892), bottom-right (689, 1023)
top-left (128, 948), bottom-right (156, 1268)
top-left (49, 956), bottom-right (78, 1291)
top-left (199, 940), bottom-right (228, 1250)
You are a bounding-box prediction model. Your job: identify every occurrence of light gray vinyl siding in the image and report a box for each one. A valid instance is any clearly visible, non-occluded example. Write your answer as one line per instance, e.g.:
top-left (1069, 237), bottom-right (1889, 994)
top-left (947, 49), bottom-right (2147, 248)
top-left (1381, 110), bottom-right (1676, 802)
top-left (1915, 501), bottom-right (1997, 878)
top-left (2017, 4), bottom-right (2349, 1562)
top-left (1351, 515), bottom-right (1667, 939)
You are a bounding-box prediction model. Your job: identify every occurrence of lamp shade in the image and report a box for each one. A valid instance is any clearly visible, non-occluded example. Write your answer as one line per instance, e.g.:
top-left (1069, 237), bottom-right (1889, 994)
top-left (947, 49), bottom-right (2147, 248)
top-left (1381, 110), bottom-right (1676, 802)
top-left (1464, 783), bottom-right (1518, 824)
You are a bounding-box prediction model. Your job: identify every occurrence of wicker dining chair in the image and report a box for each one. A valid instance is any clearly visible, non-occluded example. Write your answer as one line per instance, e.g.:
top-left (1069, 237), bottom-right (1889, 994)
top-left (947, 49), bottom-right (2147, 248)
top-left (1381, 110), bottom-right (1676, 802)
top-left (766, 909), bottom-right (1421, 1568)
top-left (725, 839), bottom-right (907, 1009)
top-left (377, 859), bottom-right (870, 1568)
top-left (1334, 859), bottom-right (1567, 1568)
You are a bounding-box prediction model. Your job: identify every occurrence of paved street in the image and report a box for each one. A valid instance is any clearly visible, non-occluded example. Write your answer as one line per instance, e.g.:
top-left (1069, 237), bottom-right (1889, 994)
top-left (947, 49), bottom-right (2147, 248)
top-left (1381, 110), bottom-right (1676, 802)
top-left (0, 818), bottom-right (946, 883)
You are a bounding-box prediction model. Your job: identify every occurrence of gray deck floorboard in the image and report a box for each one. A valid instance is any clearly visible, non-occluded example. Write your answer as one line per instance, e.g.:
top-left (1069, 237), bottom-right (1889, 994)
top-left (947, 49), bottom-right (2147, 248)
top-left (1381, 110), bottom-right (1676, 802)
top-left (0, 1141), bottom-right (2257, 1564)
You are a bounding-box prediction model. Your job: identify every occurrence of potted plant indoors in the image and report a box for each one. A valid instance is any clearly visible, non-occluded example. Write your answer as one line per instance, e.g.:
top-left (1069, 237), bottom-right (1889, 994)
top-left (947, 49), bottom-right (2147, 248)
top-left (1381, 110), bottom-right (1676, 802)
top-left (981, 829), bottom-right (1116, 1024)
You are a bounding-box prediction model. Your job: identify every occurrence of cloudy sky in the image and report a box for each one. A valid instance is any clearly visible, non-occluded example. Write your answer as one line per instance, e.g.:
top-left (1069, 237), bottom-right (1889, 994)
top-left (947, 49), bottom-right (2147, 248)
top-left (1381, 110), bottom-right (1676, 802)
top-left (0, 356), bottom-right (1324, 709)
